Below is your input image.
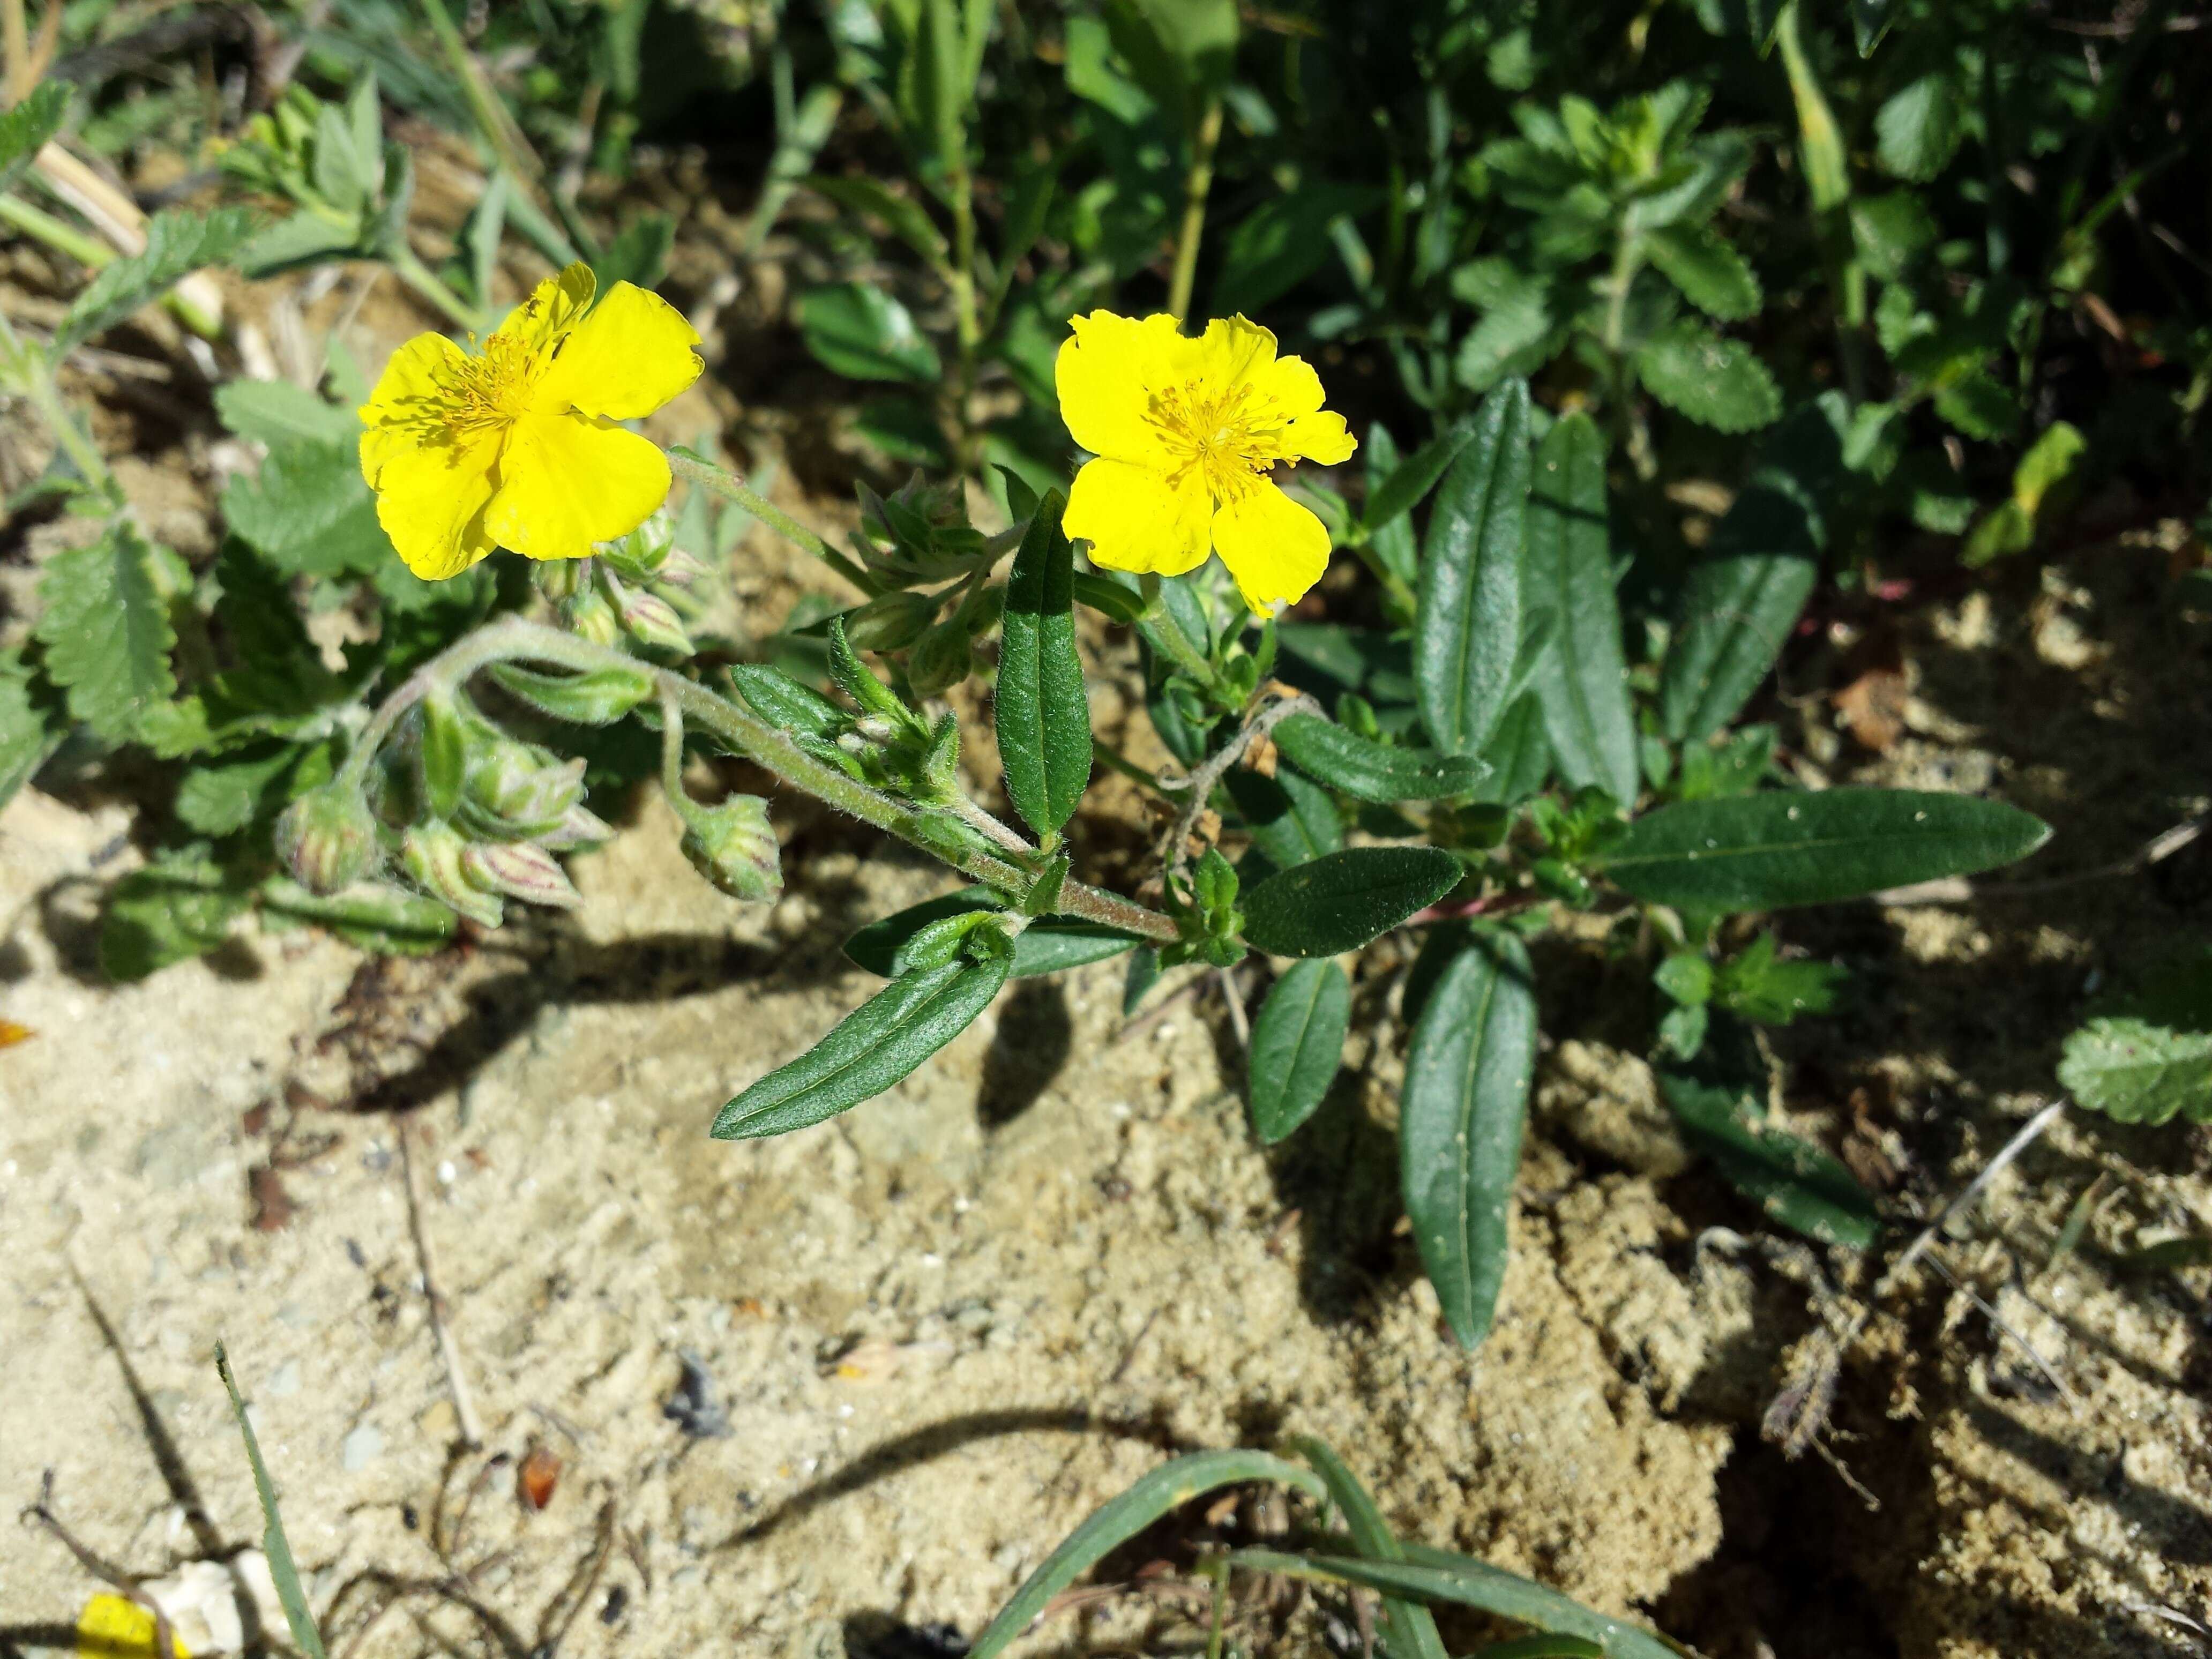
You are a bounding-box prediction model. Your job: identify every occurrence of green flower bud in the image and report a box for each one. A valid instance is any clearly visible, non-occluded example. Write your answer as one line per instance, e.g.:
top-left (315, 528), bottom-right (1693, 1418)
top-left (655, 548), bottom-right (712, 588)
top-left (537, 802), bottom-right (616, 851)
top-left (907, 620), bottom-right (973, 698)
top-left (272, 782), bottom-right (380, 895)
top-left (559, 588), bottom-right (623, 647)
top-left (597, 508), bottom-right (675, 579)
top-left (845, 590), bottom-right (936, 653)
top-left (461, 840), bottom-right (582, 910)
top-left (676, 794), bottom-right (782, 902)
top-left (460, 743), bottom-right (586, 840)
top-left (401, 820), bottom-right (503, 928)
top-left (615, 585), bottom-right (695, 656)
top-left (535, 558), bottom-right (590, 602)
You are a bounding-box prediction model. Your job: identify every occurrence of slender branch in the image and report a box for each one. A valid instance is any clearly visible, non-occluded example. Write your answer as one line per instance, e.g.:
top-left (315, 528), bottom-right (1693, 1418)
top-left (1167, 93), bottom-right (1224, 322)
top-left (1161, 692), bottom-right (1323, 879)
top-left (1877, 1097), bottom-right (2071, 1299)
top-left (668, 450), bottom-right (876, 593)
top-left (398, 1118), bottom-right (485, 1448)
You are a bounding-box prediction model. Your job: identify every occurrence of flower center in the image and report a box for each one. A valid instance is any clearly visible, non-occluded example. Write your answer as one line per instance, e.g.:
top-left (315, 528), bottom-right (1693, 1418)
top-left (433, 331), bottom-right (544, 439)
top-left (1148, 378), bottom-right (1290, 500)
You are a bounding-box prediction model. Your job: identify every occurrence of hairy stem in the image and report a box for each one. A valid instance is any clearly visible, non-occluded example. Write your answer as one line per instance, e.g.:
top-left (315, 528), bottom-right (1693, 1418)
top-left (668, 449), bottom-right (877, 593)
top-left (390, 248), bottom-right (486, 333)
top-left (0, 304), bottom-right (118, 500)
top-left (346, 616), bottom-right (1182, 944)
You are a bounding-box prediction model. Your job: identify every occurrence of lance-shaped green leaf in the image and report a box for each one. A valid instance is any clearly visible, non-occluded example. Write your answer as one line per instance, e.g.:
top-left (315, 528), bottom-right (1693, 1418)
top-left (1364, 413), bottom-right (1477, 533)
top-left (843, 888), bottom-right (1141, 978)
top-left (805, 174), bottom-right (948, 263)
top-left (0, 81), bottom-right (71, 198)
top-left (1294, 1437), bottom-right (1447, 1659)
top-left (1402, 931), bottom-right (1537, 1349)
top-left (727, 663), bottom-right (846, 741)
top-left (1226, 765), bottom-right (1342, 869)
top-left (1249, 958), bottom-right (1350, 1143)
top-left (997, 490), bottom-right (1092, 835)
top-left (490, 661), bottom-right (656, 726)
top-left (216, 1347), bottom-right (327, 1658)
top-left (54, 206), bottom-right (257, 356)
top-left (1415, 380), bottom-right (1531, 756)
top-left (966, 1448), bottom-right (1326, 1659)
top-left (714, 936), bottom-right (1012, 1139)
top-left (1471, 693), bottom-right (1553, 807)
top-left (1272, 715), bottom-right (1488, 804)
top-left (796, 282), bottom-right (941, 383)
top-left (1241, 846), bottom-right (1462, 958)
top-left (34, 522), bottom-right (177, 743)
top-left (1658, 1045), bottom-right (1880, 1248)
top-left (1599, 788), bottom-right (2051, 910)
top-left (1521, 415), bottom-right (1637, 809)
top-left (1658, 395), bottom-right (1845, 742)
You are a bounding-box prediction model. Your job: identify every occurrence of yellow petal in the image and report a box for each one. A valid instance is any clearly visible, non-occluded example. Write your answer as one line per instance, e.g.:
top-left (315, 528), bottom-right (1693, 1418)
top-left (491, 262), bottom-right (596, 353)
top-left (484, 412), bottom-right (669, 562)
top-left (1064, 455), bottom-right (1211, 576)
top-left (1252, 348), bottom-right (1328, 419)
top-left (1190, 315), bottom-right (1282, 400)
top-left (534, 281), bottom-right (703, 421)
top-left (1056, 310), bottom-right (1190, 462)
top-left (374, 436), bottom-right (499, 580)
top-left (77, 1593), bottom-right (189, 1658)
top-left (1284, 409), bottom-right (1358, 466)
top-left (358, 332), bottom-right (467, 484)
top-left (1212, 480), bottom-right (1332, 615)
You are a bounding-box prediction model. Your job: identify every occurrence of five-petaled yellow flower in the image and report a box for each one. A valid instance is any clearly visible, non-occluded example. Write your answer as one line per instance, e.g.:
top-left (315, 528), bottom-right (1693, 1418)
top-left (1057, 311), bottom-right (1356, 614)
top-left (360, 263), bottom-right (703, 580)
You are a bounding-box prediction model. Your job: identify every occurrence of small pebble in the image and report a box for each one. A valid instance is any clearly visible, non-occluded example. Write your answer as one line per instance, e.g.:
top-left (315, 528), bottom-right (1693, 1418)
top-left (341, 1423), bottom-right (383, 1471)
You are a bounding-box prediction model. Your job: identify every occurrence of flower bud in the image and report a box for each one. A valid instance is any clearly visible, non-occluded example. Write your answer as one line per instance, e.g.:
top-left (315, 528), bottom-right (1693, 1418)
top-left (599, 508), bottom-right (675, 578)
top-left (536, 802), bottom-right (616, 851)
top-left (535, 557), bottom-right (590, 602)
top-left (272, 783), bottom-right (381, 895)
top-left (676, 794), bottom-right (782, 902)
top-left (655, 548), bottom-right (712, 588)
top-left (461, 743), bottom-right (586, 840)
top-left (907, 620), bottom-right (973, 698)
top-left (845, 591), bottom-right (936, 653)
top-left (615, 586), bottom-right (695, 656)
top-left (461, 840), bottom-right (582, 910)
top-left (401, 820), bottom-right (503, 928)
top-left (559, 588), bottom-right (623, 647)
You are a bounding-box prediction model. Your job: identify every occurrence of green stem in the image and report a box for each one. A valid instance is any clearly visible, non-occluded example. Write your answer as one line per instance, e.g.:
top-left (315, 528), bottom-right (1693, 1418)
top-left (390, 248), bottom-right (486, 333)
top-left (417, 0), bottom-right (537, 188)
top-left (948, 158), bottom-right (981, 475)
top-left (1601, 231), bottom-right (1656, 482)
top-left (347, 616), bottom-right (1180, 944)
top-left (668, 449), bottom-right (878, 594)
top-left (0, 305), bottom-right (118, 501)
top-left (1092, 736), bottom-right (1181, 801)
top-left (0, 192), bottom-right (224, 339)
top-left (1167, 93), bottom-right (1224, 322)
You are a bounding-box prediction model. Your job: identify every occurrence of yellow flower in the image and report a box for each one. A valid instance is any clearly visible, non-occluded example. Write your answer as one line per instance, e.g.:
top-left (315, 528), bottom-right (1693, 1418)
top-left (1056, 311), bottom-right (1357, 614)
top-left (359, 264), bottom-right (703, 580)
top-left (76, 1594), bottom-right (190, 1658)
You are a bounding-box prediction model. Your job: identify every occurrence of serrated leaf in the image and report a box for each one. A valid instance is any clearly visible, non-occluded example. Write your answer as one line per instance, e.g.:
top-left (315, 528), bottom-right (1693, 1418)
top-left (175, 746), bottom-right (300, 835)
top-left (34, 524), bottom-right (177, 743)
top-left (1660, 395), bottom-right (1847, 742)
top-left (1522, 414), bottom-right (1638, 808)
top-left (967, 1449), bottom-right (1326, 1659)
top-left (797, 282), bottom-right (941, 383)
top-left (55, 206), bottom-right (257, 356)
top-left (1401, 931), bottom-right (1537, 1349)
top-left (1850, 191), bottom-right (1937, 282)
top-left (1934, 373), bottom-right (2019, 441)
top-left (714, 946), bottom-right (1012, 1138)
top-left (1634, 322), bottom-right (1781, 433)
top-left (215, 379), bottom-right (363, 449)
top-left (1598, 788), bottom-right (2051, 909)
top-left (1241, 846), bottom-right (1462, 959)
top-left (843, 888), bottom-right (1141, 978)
top-left (1454, 288), bottom-right (1557, 394)
top-left (1646, 223), bottom-right (1761, 321)
top-left (1249, 958), bottom-right (1349, 1144)
top-left (1658, 1047), bottom-right (1880, 1247)
top-left (1875, 73), bottom-right (1962, 182)
top-left (0, 81), bottom-right (71, 199)
top-left (222, 440), bottom-right (387, 577)
top-left (1271, 714), bottom-right (1487, 803)
top-left (2060, 1020), bottom-right (2212, 1125)
top-left (1415, 380), bottom-right (1530, 757)
top-left (1226, 765), bottom-right (1343, 869)
top-left (1714, 931), bottom-right (1843, 1023)
top-left (0, 649), bottom-right (58, 811)
top-left (997, 491), bottom-right (1090, 835)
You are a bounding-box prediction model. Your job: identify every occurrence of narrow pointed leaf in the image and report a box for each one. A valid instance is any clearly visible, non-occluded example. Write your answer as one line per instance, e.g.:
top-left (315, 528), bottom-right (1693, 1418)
top-left (1241, 846), bottom-right (1462, 958)
top-left (1598, 788), bottom-right (2051, 910)
top-left (1364, 413), bottom-right (1476, 532)
top-left (1272, 715), bottom-right (1488, 803)
top-left (967, 1451), bottom-right (1327, 1659)
top-left (1249, 959), bottom-right (1350, 1142)
top-left (844, 888), bottom-right (1139, 978)
top-left (215, 1347), bottom-right (327, 1658)
top-left (1227, 765), bottom-right (1342, 869)
top-left (714, 946), bottom-right (1010, 1138)
top-left (1658, 1046), bottom-right (1880, 1247)
top-left (1415, 380), bottom-right (1531, 756)
top-left (1293, 1437), bottom-right (1448, 1659)
top-left (1402, 931), bottom-right (1537, 1349)
top-left (997, 491), bottom-right (1091, 834)
top-left (1522, 415), bottom-right (1637, 808)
